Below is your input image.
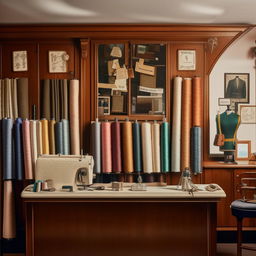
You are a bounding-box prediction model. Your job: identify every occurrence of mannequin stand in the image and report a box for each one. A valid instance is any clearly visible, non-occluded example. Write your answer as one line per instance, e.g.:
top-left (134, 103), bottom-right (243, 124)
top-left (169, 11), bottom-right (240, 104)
top-left (224, 151), bottom-right (237, 164)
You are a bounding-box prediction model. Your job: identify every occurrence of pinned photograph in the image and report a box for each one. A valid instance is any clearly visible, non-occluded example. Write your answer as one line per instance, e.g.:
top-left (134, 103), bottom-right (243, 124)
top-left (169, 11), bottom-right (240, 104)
top-left (13, 51), bottom-right (28, 72)
top-left (49, 51), bottom-right (69, 73)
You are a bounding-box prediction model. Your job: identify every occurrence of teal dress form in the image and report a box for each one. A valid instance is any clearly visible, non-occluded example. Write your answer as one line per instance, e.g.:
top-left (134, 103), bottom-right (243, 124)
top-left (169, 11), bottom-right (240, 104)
top-left (215, 111), bottom-right (240, 151)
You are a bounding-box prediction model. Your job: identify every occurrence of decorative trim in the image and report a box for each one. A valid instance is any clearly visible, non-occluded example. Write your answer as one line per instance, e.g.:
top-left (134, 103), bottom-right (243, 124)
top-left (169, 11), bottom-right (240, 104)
top-left (207, 37), bottom-right (218, 53)
top-left (80, 39), bottom-right (89, 59)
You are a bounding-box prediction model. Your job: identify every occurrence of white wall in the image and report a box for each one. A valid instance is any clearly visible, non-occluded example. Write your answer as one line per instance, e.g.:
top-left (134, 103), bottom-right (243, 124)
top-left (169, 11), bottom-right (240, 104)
top-left (209, 28), bottom-right (256, 155)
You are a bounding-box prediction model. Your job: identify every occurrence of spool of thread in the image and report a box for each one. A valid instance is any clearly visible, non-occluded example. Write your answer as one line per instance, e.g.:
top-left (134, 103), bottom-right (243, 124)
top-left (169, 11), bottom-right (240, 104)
top-left (141, 122), bottom-right (153, 174)
top-left (132, 121), bottom-right (142, 173)
top-left (192, 76), bottom-right (202, 127)
top-left (91, 119), bottom-right (101, 174)
top-left (101, 121), bottom-right (112, 173)
top-left (181, 78), bottom-right (192, 171)
top-left (111, 119), bottom-right (122, 173)
top-left (122, 120), bottom-right (134, 173)
top-left (41, 119), bottom-right (49, 154)
top-left (171, 76), bottom-right (182, 172)
top-left (152, 121), bottom-right (161, 173)
top-left (161, 119), bottom-right (170, 173)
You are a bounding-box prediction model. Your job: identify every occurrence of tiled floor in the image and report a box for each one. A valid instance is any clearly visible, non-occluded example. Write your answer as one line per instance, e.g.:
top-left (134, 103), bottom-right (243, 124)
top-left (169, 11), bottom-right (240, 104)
top-left (217, 243), bottom-right (256, 256)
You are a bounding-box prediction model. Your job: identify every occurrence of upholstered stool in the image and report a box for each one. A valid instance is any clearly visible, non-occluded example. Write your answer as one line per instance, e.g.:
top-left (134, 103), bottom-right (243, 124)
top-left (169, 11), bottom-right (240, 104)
top-left (231, 172), bottom-right (256, 256)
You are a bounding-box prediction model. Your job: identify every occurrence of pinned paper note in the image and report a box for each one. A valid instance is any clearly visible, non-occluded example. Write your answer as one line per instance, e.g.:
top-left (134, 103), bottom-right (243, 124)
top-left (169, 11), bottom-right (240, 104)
top-left (110, 46), bottom-right (122, 58)
top-left (98, 83), bottom-right (117, 89)
top-left (135, 58), bottom-right (155, 76)
top-left (115, 79), bottom-right (127, 91)
top-left (112, 59), bottom-right (120, 70)
top-left (116, 66), bottom-right (128, 80)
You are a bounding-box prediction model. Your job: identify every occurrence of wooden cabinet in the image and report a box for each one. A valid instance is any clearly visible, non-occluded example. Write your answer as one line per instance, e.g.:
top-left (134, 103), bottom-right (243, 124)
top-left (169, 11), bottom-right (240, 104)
top-left (204, 162), bottom-right (256, 230)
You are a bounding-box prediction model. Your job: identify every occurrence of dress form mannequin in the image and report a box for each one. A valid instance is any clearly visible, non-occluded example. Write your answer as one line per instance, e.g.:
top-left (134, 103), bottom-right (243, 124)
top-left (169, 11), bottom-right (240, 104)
top-left (215, 106), bottom-right (240, 163)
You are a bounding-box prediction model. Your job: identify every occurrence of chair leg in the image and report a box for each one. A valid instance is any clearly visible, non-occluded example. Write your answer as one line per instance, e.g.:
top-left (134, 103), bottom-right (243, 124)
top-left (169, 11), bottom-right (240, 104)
top-left (237, 217), bottom-right (243, 256)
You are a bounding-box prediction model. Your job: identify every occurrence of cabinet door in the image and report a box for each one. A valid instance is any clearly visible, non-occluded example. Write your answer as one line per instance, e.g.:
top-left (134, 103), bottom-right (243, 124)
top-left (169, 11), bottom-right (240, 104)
top-left (234, 169), bottom-right (256, 227)
top-left (204, 168), bottom-right (237, 227)
top-left (96, 42), bottom-right (128, 117)
top-left (130, 43), bottom-right (167, 117)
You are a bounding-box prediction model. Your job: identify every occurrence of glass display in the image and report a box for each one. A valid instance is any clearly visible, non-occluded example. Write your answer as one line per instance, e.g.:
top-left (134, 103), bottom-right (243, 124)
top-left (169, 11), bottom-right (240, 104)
top-left (97, 43), bottom-right (127, 116)
top-left (131, 43), bottom-right (166, 115)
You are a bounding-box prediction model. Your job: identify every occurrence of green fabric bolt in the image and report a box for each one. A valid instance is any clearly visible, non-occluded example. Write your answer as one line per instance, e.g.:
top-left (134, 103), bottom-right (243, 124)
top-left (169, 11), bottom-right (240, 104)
top-left (161, 121), bottom-right (170, 173)
top-left (132, 121), bottom-right (142, 172)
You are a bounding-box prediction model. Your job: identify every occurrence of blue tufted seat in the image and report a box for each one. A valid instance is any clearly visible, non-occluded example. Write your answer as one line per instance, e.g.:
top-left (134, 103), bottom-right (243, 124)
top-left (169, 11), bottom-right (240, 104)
top-left (231, 172), bottom-right (256, 256)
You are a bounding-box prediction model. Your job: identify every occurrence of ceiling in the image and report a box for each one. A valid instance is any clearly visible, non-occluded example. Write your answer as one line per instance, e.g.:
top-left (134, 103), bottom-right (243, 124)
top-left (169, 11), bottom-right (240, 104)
top-left (0, 0), bottom-right (255, 24)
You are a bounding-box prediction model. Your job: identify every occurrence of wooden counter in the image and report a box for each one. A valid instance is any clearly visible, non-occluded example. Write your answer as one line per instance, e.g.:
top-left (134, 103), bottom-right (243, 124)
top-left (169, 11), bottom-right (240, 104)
top-left (22, 185), bottom-right (225, 256)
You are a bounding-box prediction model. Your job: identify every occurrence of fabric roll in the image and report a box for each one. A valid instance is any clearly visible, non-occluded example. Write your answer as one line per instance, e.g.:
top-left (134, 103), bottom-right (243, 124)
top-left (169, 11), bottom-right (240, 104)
top-left (191, 127), bottom-right (202, 174)
top-left (30, 120), bottom-right (38, 176)
top-left (55, 121), bottom-right (64, 154)
top-left (49, 120), bottom-right (56, 154)
top-left (91, 119), bottom-right (101, 174)
top-left (12, 79), bottom-right (18, 119)
top-left (192, 77), bottom-right (202, 127)
top-left (36, 120), bottom-right (43, 155)
top-left (60, 80), bottom-right (64, 119)
top-left (22, 119), bottom-right (33, 179)
top-left (122, 120), bottom-right (134, 173)
top-left (8, 79), bottom-right (13, 118)
top-left (17, 78), bottom-right (29, 119)
top-left (50, 79), bottom-right (56, 120)
top-left (4, 79), bottom-right (10, 118)
top-left (3, 181), bottom-right (16, 239)
top-left (70, 79), bottom-right (80, 155)
top-left (152, 122), bottom-right (161, 173)
top-left (101, 121), bottom-right (112, 173)
top-left (161, 120), bottom-right (170, 173)
top-left (0, 79), bottom-right (2, 119)
top-left (42, 79), bottom-right (50, 120)
top-left (171, 76), bottom-right (182, 172)
top-left (1, 79), bottom-right (4, 118)
top-left (41, 119), bottom-right (50, 154)
top-left (2, 118), bottom-right (14, 180)
top-left (132, 121), bottom-right (142, 173)
top-left (181, 78), bottom-right (192, 171)
top-left (111, 120), bottom-right (122, 173)
top-left (55, 80), bottom-right (60, 122)
top-left (14, 118), bottom-right (24, 180)
top-left (141, 122), bottom-right (153, 174)
top-left (63, 79), bottom-right (69, 120)
top-left (62, 119), bottom-right (70, 155)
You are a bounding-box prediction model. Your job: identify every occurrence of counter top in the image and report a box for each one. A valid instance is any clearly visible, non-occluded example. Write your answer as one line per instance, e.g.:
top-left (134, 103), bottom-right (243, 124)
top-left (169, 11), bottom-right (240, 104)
top-left (22, 184), bottom-right (226, 199)
top-left (204, 161), bottom-right (256, 169)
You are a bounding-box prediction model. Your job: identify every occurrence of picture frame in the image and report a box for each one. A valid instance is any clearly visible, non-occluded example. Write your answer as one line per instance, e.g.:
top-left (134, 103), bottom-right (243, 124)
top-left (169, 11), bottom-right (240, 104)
top-left (235, 140), bottom-right (251, 161)
top-left (13, 50), bottom-right (28, 72)
top-left (240, 105), bottom-right (256, 124)
top-left (178, 50), bottom-right (196, 71)
top-left (48, 51), bottom-right (69, 73)
top-left (98, 96), bottom-right (110, 116)
top-left (224, 73), bottom-right (249, 104)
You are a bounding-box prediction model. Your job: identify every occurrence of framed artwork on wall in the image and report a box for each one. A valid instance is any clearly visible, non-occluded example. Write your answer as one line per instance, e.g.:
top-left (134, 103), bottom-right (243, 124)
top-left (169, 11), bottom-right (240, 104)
top-left (48, 51), bottom-right (69, 73)
top-left (177, 50), bottom-right (196, 70)
top-left (240, 105), bottom-right (256, 124)
top-left (235, 140), bottom-right (251, 161)
top-left (224, 73), bottom-right (249, 104)
top-left (13, 50), bottom-right (28, 72)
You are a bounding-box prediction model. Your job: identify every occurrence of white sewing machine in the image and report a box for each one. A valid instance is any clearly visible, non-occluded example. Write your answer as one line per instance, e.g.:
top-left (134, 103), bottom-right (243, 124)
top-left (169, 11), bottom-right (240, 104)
top-left (35, 155), bottom-right (94, 190)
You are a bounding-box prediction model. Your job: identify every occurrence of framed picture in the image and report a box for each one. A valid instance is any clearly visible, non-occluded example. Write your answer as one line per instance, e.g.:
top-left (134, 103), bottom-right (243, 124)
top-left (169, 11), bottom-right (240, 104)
top-left (48, 51), bottom-right (69, 73)
top-left (98, 96), bottom-right (110, 116)
top-left (13, 51), bottom-right (28, 72)
top-left (178, 50), bottom-right (196, 70)
top-left (224, 73), bottom-right (249, 103)
top-left (240, 105), bottom-right (256, 124)
top-left (235, 140), bottom-right (251, 161)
